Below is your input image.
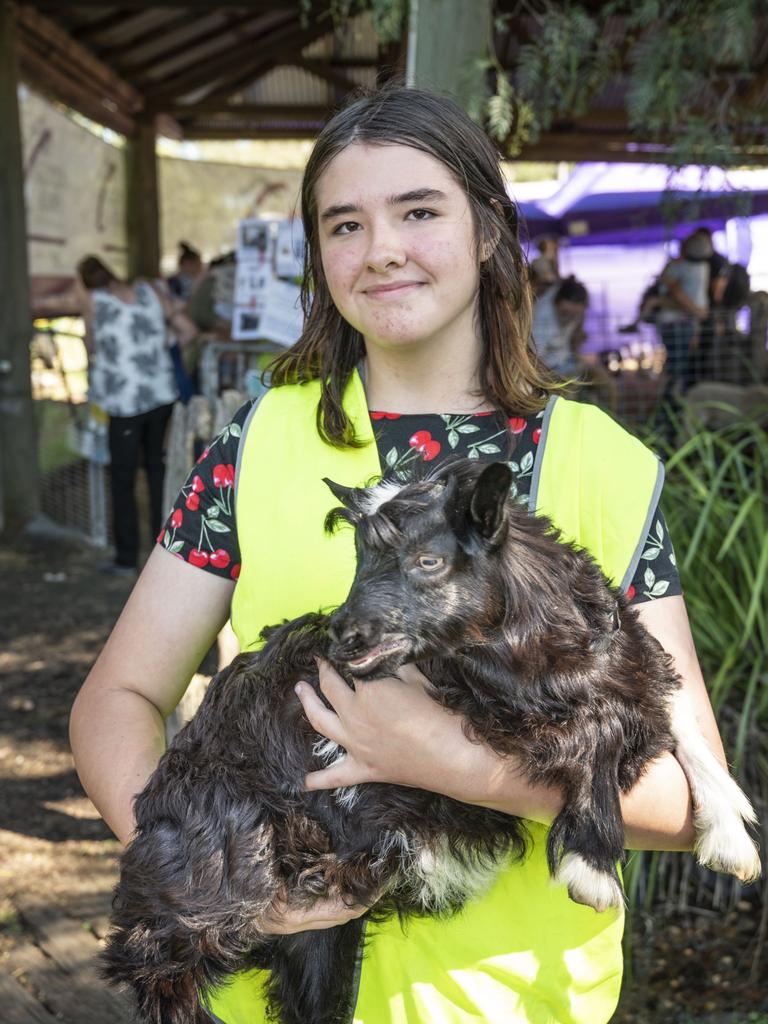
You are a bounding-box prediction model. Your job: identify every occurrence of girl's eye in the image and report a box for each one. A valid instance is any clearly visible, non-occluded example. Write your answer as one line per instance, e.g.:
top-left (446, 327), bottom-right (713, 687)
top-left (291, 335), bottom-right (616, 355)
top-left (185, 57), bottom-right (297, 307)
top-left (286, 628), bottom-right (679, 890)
top-left (332, 221), bottom-right (361, 235)
top-left (417, 555), bottom-right (444, 571)
top-left (407, 209), bottom-right (435, 222)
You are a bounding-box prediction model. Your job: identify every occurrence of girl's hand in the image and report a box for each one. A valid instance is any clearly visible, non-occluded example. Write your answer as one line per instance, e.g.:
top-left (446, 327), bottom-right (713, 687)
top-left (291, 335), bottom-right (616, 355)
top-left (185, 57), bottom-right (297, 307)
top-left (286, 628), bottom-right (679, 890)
top-left (294, 660), bottom-right (509, 804)
top-left (260, 894), bottom-right (369, 935)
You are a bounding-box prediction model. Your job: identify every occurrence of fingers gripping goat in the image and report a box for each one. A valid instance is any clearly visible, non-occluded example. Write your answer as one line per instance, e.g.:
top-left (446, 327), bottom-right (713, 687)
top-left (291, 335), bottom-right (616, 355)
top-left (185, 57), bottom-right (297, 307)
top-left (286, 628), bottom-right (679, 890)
top-left (102, 460), bottom-right (760, 1024)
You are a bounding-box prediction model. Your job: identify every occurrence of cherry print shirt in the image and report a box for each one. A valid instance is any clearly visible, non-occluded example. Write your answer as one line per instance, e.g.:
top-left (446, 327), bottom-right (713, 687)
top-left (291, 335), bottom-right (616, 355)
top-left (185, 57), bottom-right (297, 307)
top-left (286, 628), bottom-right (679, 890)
top-left (159, 401), bottom-right (681, 604)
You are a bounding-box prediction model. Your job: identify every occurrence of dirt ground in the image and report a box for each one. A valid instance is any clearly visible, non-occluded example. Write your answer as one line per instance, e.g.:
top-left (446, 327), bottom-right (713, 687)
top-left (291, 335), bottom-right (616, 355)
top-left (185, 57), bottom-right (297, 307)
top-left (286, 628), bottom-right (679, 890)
top-left (0, 529), bottom-right (766, 1023)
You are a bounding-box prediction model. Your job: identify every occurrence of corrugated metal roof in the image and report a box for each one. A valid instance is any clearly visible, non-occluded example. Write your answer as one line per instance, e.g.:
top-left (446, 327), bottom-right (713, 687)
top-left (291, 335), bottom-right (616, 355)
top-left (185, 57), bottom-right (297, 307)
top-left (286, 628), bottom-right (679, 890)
top-left (17, 4), bottom-right (768, 161)
top-left (240, 66), bottom-right (334, 106)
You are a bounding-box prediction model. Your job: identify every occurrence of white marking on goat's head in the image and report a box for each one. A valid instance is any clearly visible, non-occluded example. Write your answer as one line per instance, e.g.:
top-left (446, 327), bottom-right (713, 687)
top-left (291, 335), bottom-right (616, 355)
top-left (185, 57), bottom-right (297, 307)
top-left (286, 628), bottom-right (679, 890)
top-left (357, 479), bottom-right (406, 516)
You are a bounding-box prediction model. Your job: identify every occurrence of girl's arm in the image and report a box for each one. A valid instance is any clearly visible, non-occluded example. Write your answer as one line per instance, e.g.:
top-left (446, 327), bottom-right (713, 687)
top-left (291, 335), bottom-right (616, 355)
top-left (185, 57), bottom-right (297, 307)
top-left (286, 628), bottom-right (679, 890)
top-left (70, 545), bottom-right (234, 845)
top-left (298, 594), bottom-right (726, 852)
top-left (70, 545), bottom-right (370, 933)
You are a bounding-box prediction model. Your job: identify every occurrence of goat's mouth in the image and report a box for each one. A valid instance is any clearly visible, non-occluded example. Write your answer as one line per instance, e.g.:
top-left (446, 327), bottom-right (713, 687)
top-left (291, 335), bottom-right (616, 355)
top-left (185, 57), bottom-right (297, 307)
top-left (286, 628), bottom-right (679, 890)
top-left (343, 635), bottom-right (410, 675)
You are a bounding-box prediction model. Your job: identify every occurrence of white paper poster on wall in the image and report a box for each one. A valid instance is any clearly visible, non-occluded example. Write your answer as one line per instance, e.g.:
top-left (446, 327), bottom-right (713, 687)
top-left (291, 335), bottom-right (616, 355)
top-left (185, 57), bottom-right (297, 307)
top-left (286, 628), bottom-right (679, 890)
top-left (236, 218), bottom-right (274, 265)
top-left (232, 277), bottom-right (302, 345)
top-left (275, 218), bottom-right (304, 280)
top-left (233, 262), bottom-right (271, 310)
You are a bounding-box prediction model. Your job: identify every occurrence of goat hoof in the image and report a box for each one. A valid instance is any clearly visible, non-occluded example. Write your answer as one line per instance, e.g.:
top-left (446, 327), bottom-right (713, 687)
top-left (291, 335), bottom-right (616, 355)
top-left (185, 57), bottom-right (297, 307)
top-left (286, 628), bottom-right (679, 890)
top-left (554, 853), bottom-right (624, 912)
top-left (696, 826), bottom-right (762, 884)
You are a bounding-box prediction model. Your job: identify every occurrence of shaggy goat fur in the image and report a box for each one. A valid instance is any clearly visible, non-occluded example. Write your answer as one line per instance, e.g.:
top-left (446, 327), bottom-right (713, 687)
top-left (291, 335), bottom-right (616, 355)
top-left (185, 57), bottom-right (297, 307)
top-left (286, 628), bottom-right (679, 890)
top-left (102, 460), bottom-right (761, 1024)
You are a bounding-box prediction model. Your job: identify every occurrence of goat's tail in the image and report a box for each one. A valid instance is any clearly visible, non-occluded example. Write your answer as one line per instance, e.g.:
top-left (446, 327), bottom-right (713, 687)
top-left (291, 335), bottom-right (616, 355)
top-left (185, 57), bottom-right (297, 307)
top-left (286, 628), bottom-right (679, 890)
top-left (265, 916), bottom-right (368, 1024)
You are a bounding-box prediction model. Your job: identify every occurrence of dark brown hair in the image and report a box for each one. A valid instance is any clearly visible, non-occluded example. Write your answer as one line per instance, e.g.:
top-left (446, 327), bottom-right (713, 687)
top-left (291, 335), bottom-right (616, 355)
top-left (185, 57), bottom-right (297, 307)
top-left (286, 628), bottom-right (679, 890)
top-left (269, 86), bottom-right (559, 446)
top-left (77, 255), bottom-right (117, 291)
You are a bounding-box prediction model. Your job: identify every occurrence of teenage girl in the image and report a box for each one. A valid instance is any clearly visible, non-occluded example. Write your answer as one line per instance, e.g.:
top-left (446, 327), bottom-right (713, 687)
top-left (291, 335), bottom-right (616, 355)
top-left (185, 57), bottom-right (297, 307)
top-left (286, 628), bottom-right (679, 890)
top-left (71, 89), bottom-right (728, 1024)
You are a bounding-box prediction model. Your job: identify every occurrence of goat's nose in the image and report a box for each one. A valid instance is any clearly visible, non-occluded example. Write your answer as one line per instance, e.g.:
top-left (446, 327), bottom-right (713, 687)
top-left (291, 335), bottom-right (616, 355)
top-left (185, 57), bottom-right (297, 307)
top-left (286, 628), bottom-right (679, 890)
top-left (329, 613), bottom-right (375, 649)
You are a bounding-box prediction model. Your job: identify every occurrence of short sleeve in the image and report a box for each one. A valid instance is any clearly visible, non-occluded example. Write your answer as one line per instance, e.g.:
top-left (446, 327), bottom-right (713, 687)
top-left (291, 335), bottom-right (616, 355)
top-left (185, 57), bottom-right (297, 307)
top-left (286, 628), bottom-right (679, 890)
top-left (627, 505), bottom-right (682, 605)
top-left (157, 400), bottom-right (254, 579)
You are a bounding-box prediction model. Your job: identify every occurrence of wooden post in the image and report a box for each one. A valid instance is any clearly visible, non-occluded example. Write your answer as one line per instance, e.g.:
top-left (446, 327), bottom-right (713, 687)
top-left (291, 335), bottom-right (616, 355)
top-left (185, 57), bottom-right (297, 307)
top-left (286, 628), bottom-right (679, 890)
top-left (406, 0), bottom-right (491, 113)
top-left (0, 0), bottom-right (39, 531)
top-left (125, 115), bottom-right (160, 280)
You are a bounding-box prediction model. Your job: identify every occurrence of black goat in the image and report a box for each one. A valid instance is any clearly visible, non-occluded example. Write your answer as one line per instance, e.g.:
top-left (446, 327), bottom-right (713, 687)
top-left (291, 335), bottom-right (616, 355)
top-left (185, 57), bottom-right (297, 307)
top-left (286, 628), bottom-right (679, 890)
top-left (102, 460), bottom-right (760, 1024)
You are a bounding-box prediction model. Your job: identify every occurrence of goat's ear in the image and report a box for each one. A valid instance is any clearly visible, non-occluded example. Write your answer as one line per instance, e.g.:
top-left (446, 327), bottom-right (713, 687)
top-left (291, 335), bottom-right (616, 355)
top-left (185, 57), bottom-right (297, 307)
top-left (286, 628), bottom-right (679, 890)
top-left (323, 477), bottom-right (359, 509)
top-left (469, 463), bottom-right (512, 539)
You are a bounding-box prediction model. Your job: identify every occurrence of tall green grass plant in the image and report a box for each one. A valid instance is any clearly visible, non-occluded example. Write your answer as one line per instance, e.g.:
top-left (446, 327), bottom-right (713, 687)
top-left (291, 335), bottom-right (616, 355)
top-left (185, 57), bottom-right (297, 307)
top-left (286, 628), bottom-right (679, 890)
top-left (624, 404), bottom-right (768, 975)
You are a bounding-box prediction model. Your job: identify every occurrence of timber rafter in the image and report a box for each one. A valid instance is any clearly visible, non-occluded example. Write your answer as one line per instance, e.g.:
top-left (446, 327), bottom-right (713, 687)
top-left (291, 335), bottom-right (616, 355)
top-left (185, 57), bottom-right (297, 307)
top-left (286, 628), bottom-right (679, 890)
top-left (12, 2), bottom-right (768, 164)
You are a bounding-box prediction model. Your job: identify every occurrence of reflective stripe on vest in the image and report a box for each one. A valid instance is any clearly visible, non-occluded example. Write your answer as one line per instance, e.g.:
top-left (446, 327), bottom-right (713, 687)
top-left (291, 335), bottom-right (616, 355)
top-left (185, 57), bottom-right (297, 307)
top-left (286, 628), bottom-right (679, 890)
top-left (209, 372), bottom-right (661, 1024)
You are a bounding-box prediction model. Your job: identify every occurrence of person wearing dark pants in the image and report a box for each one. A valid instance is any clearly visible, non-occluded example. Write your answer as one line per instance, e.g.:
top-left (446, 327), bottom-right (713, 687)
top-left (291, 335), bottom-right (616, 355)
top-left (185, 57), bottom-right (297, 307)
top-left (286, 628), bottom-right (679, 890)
top-left (109, 403), bottom-right (174, 570)
top-left (77, 255), bottom-right (197, 575)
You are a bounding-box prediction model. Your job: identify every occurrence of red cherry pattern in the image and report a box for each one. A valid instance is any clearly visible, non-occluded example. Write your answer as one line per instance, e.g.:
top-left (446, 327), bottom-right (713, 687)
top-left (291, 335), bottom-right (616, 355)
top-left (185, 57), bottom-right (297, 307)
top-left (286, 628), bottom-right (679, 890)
top-left (212, 463), bottom-right (235, 488)
top-left (409, 430), bottom-right (441, 461)
top-left (210, 549), bottom-right (230, 570)
top-left (161, 403), bottom-right (676, 607)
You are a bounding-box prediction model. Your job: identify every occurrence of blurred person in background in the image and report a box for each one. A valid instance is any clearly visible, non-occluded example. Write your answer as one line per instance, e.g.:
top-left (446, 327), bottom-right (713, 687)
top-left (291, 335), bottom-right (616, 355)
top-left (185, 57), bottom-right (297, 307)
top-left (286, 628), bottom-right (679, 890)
top-left (529, 235), bottom-right (561, 297)
top-left (688, 226), bottom-right (751, 384)
top-left (656, 232), bottom-right (710, 399)
top-left (165, 242), bottom-right (206, 397)
top-left (531, 274), bottom-right (589, 377)
top-left (168, 241), bottom-right (204, 301)
top-left (77, 255), bottom-right (196, 576)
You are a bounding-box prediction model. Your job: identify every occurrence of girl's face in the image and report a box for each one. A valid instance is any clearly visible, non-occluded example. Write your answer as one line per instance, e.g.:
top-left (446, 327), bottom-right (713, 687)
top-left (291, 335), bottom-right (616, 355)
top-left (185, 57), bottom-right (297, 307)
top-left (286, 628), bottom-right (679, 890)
top-left (315, 143), bottom-right (482, 354)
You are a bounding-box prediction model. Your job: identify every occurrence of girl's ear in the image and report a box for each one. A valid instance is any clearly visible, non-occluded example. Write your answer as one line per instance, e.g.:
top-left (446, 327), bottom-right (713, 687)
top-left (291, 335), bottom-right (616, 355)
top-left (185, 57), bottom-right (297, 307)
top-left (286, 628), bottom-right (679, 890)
top-left (469, 463), bottom-right (512, 539)
top-left (479, 199), bottom-right (504, 262)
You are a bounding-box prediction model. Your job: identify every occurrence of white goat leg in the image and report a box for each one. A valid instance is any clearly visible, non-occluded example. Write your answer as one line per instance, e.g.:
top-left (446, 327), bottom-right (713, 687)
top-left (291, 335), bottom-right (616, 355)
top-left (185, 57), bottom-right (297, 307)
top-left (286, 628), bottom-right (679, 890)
top-left (554, 853), bottom-right (624, 912)
top-left (668, 688), bottom-right (761, 883)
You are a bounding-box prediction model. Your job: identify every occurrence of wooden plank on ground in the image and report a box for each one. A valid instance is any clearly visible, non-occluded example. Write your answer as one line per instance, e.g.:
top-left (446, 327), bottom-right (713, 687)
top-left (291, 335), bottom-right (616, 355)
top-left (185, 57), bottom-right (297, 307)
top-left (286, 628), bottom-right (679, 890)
top-left (16, 903), bottom-right (134, 1023)
top-left (0, 968), bottom-right (59, 1024)
top-left (60, 890), bottom-right (115, 940)
top-left (10, 941), bottom-right (131, 1024)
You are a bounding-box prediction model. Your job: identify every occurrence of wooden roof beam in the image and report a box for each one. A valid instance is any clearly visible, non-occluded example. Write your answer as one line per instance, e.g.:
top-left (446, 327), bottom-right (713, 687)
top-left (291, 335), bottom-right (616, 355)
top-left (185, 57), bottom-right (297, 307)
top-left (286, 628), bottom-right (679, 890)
top-left (147, 15), bottom-right (330, 106)
top-left (17, 5), bottom-right (141, 112)
top-left (143, 11), bottom-right (312, 103)
top-left (95, 10), bottom-right (195, 62)
top-left (302, 56), bottom-right (378, 69)
top-left (167, 102), bottom-right (332, 117)
top-left (121, 10), bottom-right (279, 78)
top-left (201, 19), bottom-right (340, 102)
top-left (18, 42), bottom-right (136, 134)
top-left (742, 59), bottom-right (768, 106)
top-left (68, 7), bottom-right (136, 40)
top-left (181, 123), bottom-right (322, 140)
top-left (53, 0), bottom-right (304, 7)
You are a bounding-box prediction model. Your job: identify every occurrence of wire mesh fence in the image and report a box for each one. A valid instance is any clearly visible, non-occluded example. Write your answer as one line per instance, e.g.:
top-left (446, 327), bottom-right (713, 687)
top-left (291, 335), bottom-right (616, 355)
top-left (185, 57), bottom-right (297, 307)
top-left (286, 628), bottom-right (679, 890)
top-left (29, 300), bottom-right (768, 549)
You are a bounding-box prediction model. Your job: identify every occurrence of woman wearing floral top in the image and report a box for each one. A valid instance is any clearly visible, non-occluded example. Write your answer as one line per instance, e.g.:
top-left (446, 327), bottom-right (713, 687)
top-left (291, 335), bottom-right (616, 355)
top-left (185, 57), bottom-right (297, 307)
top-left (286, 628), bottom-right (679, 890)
top-left (78, 256), bottom-right (196, 575)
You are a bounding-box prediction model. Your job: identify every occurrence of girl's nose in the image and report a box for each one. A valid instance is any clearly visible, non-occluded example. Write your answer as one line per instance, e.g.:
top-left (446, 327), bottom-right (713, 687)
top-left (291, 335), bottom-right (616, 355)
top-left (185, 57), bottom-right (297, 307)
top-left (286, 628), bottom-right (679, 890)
top-left (365, 224), bottom-right (407, 274)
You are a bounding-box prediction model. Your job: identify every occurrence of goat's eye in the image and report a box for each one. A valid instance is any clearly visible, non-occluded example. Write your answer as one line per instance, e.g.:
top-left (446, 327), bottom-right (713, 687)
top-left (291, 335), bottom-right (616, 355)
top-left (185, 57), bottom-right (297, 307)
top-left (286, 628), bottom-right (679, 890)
top-left (417, 555), bottom-right (444, 571)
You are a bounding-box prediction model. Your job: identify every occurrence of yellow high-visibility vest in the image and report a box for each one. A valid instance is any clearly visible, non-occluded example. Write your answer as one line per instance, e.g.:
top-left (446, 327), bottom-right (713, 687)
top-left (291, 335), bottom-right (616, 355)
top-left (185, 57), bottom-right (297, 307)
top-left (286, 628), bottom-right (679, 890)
top-left (207, 370), bottom-right (663, 1024)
